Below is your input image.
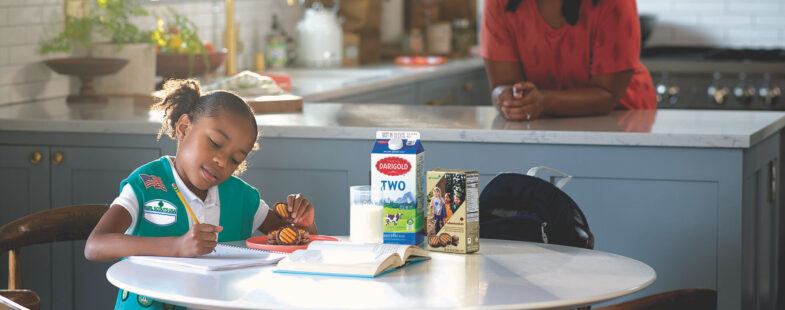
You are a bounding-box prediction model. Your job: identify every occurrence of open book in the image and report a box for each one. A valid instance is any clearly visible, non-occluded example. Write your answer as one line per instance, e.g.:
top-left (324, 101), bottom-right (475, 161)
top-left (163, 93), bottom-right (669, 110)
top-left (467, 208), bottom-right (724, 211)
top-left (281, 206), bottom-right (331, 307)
top-left (128, 243), bottom-right (286, 272)
top-left (274, 241), bottom-right (430, 278)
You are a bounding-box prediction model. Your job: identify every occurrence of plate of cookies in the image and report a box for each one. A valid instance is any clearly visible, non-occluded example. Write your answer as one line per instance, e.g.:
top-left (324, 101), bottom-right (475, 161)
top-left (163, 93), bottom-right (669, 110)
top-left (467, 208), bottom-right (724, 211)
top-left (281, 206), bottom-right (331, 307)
top-left (246, 202), bottom-right (339, 253)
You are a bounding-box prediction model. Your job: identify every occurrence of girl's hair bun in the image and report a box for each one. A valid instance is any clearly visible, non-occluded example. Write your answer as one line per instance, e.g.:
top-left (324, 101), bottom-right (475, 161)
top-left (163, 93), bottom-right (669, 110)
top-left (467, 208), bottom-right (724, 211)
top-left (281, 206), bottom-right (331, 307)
top-left (152, 79), bottom-right (203, 139)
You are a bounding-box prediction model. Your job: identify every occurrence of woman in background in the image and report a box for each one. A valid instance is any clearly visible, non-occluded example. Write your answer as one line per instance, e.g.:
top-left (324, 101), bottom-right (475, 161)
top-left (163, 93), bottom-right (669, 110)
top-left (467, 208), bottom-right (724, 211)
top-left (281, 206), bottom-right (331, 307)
top-left (481, 0), bottom-right (656, 121)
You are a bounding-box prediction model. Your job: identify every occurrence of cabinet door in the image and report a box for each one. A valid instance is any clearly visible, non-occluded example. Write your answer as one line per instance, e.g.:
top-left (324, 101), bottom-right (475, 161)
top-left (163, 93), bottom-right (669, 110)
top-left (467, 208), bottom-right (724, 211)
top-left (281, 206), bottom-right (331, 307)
top-left (420, 76), bottom-right (459, 106)
top-left (465, 71), bottom-right (491, 106)
top-left (49, 146), bottom-right (161, 310)
top-left (0, 146), bottom-right (51, 307)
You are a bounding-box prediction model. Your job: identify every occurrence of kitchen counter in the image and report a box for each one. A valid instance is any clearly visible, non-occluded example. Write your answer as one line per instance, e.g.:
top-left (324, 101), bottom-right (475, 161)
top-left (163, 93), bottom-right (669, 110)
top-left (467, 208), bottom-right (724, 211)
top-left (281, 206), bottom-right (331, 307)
top-left (267, 57), bottom-right (485, 102)
top-left (0, 97), bottom-right (783, 149)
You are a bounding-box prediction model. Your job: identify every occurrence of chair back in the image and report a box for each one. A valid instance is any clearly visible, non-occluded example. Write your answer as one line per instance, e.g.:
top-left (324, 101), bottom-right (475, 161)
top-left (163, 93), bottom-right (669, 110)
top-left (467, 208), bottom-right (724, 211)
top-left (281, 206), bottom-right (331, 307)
top-left (0, 205), bottom-right (109, 289)
top-left (479, 170), bottom-right (594, 249)
top-left (596, 288), bottom-right (717, 310)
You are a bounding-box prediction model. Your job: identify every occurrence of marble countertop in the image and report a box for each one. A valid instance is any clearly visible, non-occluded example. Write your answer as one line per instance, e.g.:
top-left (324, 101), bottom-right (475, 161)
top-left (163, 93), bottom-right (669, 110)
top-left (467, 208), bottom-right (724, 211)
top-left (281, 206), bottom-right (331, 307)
top-left (1, 96), bottom-right (784, 148)
top-left (265, 58), bottom-right (485, 101)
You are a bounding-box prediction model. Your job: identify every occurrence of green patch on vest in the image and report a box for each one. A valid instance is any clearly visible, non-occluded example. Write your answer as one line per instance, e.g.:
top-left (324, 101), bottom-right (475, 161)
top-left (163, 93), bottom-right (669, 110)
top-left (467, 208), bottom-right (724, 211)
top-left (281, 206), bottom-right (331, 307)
top-left (137, 295), bottom-right (154, 307)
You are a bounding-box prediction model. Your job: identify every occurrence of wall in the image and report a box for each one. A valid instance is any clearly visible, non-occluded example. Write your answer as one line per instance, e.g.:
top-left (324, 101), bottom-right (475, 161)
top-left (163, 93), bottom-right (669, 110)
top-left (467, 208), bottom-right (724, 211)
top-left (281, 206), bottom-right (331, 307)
top-left (638, 0), bottom-right (785, 48)
top-left (0, 0), bottom-right (302, 106)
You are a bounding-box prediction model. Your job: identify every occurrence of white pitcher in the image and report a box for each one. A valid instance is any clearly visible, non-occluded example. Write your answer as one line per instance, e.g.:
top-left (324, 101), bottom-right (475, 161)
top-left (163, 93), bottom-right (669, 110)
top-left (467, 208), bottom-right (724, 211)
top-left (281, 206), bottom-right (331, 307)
top-left (296, 0), bottom-right (343, 68)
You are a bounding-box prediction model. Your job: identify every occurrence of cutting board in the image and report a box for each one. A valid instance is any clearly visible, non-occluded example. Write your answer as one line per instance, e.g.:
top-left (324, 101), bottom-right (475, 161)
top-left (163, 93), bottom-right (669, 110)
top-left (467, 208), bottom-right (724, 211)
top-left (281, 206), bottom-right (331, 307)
top-left (245, 94), bottom-right (303, 114)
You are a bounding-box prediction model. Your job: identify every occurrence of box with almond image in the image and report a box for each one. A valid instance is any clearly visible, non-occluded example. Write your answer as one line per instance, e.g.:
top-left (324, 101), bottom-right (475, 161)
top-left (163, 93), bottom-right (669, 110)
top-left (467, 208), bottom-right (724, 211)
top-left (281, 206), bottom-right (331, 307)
top-left (426, 169), bottom-right (479, 253)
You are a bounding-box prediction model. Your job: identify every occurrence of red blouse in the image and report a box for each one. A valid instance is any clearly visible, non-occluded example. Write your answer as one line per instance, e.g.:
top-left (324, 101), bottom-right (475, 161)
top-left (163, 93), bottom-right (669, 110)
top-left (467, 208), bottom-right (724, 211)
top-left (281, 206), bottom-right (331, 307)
top-left (481, 0), bottom-right (656, 110)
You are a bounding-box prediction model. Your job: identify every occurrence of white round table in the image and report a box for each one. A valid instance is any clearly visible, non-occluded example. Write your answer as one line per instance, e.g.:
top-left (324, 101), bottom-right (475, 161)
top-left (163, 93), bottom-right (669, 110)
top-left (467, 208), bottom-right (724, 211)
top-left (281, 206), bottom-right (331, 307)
top-left (106, 239), bottom-right (655, 309)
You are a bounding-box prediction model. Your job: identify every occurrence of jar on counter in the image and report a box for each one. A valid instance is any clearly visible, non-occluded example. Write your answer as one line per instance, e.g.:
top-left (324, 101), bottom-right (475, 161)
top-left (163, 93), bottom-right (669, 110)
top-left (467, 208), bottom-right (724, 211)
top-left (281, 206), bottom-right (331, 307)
top-left (452, 18), bottom-right (476, 56)
top-left (403, 28), bottom-right (425, 53)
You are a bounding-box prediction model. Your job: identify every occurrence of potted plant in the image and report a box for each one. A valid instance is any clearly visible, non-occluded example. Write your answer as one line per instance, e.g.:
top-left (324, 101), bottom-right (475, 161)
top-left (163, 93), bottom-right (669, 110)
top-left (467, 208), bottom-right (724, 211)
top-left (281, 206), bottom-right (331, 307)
top-left (40, 0), bottom-right (153, 102)
top-left (152, 8), bottom-right (226, 80)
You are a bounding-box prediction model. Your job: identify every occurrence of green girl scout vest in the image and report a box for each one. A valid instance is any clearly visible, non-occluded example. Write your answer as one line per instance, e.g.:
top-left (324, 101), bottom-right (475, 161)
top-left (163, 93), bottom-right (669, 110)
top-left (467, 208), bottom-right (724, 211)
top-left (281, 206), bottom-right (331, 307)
top-left (114, 157), bottom-right (259, 310)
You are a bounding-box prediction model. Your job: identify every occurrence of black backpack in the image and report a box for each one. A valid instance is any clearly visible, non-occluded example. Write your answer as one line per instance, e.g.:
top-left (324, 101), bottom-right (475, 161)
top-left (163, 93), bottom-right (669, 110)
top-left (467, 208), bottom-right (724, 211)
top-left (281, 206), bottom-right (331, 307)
top-left (479, 168), bottom-right (594, 249)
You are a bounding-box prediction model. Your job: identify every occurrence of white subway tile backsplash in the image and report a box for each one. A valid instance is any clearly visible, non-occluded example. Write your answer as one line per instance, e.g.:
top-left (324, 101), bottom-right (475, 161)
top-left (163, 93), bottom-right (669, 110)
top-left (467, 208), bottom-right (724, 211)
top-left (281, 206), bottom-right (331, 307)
top-left (755, 14), bottom-right (785, 27)
top-left (0, 64), bottom-right (27, 85)
top-left (673, 1), bottom-right (726, 13)
top-left (9, 45), bottom-right (43, 65)
top-left (698, 14), bottom-right (754, 27)
top-left (0, 8), bottom-right (7, 27)
top-left (728, 1), bottom-right (780, 12)
top-left (7, 7), bottom-right (43, 26)
top-left (10, 78), bottom-right (69, 103)
top-left (41, 4), bottom-right (63, 23)
top-left (0, 26), bottom-right (27, 47)
top-left (637, 2), bottom-right (672, 14)
top-left (24, 62), bottom-right (54, 82)
top-left (0, 85), bottom-right (9, 105)
top-left (0, 1), bottom-right (29, 7)
top-left (26, 25), bottom-right (46, 45)
top-left (0, 48), bottom-right (7, 65)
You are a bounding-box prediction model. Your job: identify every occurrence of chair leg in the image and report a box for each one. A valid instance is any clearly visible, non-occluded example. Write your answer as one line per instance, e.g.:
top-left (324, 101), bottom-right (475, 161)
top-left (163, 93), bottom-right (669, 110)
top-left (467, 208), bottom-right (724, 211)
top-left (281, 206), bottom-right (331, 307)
top-left (8, 249), bottom-right (22, 290)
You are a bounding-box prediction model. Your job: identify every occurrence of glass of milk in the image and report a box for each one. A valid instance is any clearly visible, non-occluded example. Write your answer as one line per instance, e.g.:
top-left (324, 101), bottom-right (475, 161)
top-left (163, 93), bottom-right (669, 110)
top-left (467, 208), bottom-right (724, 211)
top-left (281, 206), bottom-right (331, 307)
top-left (349, 185), bottom-right (383, 243)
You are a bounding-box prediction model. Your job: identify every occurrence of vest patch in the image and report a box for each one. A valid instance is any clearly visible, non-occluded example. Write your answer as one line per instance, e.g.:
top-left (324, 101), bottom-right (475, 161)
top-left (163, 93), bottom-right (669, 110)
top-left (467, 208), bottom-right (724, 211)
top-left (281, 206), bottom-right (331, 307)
top-left (143, 199), bottom-right (178, 226)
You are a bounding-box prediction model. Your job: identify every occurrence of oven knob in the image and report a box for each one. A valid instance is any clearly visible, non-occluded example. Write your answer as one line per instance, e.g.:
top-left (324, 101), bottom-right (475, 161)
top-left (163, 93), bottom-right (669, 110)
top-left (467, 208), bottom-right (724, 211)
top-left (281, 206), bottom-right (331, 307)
top-left (759, 73), bottom-right (781, 106)
top-left (655, 73), bottom-right (679, 105)
top-left (708, 85), bottom-right (729, 105)
top-left (760, 86), bottom-right (781, 106)
top-left (666, 86), bottom-right (679, 105)
top-left (734, 73), bottom-right (756, 105)
top-left (708, 72), bottom-right (729, 105)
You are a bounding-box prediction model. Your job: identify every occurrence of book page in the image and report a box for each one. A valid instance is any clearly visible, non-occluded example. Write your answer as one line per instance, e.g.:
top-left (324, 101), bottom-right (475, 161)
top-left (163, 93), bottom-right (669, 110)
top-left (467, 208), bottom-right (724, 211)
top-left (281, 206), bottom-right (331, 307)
top-left (307, 241), bottom-right (429, 263)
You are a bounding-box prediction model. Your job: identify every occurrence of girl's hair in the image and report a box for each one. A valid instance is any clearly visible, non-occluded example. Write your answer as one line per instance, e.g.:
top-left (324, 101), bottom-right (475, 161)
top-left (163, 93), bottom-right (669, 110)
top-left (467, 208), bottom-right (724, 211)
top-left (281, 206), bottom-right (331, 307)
top-left (505, 0), bottom-right (599, 25)
top-left (152, 79), bottom-right (259, 174)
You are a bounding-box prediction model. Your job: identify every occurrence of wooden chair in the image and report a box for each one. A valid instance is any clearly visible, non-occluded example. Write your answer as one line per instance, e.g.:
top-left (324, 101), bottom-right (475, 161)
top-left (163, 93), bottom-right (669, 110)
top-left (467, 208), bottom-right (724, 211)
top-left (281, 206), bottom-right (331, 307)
top-left (596, 288), bottom-right (717, 310)
top-left (0, 205), bottom-right (109, 310)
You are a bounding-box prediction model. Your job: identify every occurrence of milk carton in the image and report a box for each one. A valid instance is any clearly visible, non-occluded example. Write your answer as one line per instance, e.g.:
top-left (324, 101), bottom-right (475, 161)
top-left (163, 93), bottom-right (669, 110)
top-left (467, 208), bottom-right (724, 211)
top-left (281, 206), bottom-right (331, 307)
top-left (426, 169), bottom-right (479, 253)
top-left (371, 131), bottom-right (424, 245)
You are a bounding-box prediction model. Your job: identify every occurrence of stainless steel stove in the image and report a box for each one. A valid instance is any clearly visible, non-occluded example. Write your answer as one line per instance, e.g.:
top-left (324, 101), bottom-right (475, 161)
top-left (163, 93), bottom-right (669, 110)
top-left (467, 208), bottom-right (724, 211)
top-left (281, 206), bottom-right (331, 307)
top-left (641, 47), bottom-right (785, 110)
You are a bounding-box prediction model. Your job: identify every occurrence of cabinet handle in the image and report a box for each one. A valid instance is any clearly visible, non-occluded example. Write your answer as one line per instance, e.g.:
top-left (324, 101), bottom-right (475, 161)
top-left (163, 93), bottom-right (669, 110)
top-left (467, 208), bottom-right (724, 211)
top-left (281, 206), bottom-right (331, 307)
top-left (770, 159), bottom-right (777, 203)
top-left (29, 151), bottom-right (43, 165)
top-left (52, 152), bottom-right (64, 165)
top-left (463, 83), bottom-right (473, 92)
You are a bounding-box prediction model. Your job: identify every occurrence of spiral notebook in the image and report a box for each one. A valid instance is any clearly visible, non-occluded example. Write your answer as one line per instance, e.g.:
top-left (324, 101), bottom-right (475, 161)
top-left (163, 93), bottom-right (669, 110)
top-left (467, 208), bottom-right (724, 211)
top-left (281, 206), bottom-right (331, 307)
top-left (128, 244), bottom-right (287, 272)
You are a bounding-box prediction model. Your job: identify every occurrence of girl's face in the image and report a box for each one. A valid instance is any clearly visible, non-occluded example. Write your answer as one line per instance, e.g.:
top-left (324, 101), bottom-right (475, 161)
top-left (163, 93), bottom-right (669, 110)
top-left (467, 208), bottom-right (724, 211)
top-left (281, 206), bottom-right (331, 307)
top-left (174, 111), bottom-right (256, 196)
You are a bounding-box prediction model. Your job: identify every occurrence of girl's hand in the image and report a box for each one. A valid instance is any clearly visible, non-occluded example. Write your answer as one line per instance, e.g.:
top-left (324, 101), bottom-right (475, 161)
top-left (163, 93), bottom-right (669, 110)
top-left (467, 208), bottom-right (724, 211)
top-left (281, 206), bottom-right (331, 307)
top-left (174, 223), bottom-right (223, 257)
top-left (287, 193), bottom-right (315, 232)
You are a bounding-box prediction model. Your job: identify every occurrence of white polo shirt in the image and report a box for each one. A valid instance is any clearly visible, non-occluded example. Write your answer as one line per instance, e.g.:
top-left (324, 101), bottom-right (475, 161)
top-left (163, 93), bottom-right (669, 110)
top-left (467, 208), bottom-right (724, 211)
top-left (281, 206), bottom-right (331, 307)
top-left (112, 156), bottom-right (269, 236)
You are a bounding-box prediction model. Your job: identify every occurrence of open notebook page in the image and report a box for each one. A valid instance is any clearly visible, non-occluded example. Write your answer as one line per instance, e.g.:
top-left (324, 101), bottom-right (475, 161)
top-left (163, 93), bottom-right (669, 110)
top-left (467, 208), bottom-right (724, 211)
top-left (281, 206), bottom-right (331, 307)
top-left (128, 244), bottom-right (287, 272)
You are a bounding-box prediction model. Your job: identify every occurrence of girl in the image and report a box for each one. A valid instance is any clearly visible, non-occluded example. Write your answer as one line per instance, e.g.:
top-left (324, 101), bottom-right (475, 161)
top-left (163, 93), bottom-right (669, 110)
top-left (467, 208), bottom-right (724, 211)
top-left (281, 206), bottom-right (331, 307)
top-left (430, 187), bottom-right (445, 233)
top-left (85, 79), bottom-right (316, 310)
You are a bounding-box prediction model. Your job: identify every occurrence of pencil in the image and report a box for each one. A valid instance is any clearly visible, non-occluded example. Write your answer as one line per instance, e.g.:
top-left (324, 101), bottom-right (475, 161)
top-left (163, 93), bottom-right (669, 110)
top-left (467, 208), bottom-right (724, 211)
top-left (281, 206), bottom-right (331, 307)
top-left (172, 183), bottom-right (200, 225)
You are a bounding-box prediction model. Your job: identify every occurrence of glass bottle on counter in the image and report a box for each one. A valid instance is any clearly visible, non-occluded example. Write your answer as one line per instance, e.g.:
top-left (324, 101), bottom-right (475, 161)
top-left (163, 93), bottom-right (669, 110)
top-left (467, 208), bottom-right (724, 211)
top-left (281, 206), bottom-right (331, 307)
top-left (452, 18), bottom-right (475, 57)
top-left (265, 14), bottom-right (288, 69)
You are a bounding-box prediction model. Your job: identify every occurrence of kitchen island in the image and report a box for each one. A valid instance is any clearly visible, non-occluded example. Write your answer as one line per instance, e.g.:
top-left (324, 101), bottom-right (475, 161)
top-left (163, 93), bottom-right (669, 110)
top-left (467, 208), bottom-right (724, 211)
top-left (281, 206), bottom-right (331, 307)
top-left (0, 99), bottom-right (782, 310)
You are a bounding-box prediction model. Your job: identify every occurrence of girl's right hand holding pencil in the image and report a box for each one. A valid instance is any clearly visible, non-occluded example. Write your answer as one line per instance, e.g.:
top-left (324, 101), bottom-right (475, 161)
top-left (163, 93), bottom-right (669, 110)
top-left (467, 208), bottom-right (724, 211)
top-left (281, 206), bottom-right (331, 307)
top-left (175, 223), bottom-right (223, 257)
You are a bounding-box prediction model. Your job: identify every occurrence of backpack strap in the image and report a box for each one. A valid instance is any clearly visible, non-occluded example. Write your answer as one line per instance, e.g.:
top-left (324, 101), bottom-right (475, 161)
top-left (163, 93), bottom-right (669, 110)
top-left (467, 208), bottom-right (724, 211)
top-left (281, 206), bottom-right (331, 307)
top-left (526, 166), bottom-right (572, 189)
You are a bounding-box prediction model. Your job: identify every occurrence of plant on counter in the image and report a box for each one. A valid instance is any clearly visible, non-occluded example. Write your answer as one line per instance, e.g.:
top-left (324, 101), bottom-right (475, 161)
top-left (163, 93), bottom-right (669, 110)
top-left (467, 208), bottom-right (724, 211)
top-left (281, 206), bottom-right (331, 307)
top-left (40, 0), bottom-right (151, 55)
top-left (151, 7), bottom-right (212, 70)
